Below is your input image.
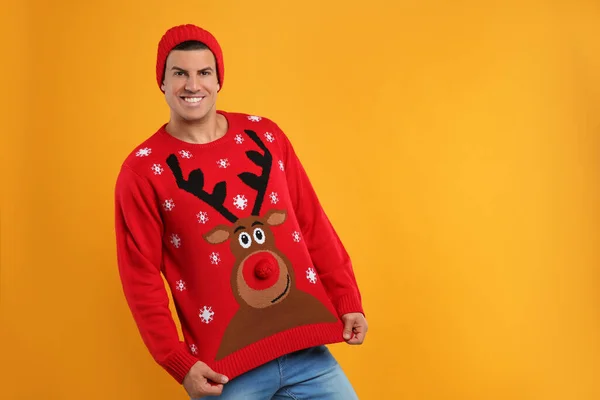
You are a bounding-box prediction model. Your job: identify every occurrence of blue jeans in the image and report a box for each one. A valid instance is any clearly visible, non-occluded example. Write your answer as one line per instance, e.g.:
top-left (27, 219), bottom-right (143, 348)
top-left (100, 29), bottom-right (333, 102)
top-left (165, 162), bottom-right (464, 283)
top-left (193, 345), bottom-right (358, 399)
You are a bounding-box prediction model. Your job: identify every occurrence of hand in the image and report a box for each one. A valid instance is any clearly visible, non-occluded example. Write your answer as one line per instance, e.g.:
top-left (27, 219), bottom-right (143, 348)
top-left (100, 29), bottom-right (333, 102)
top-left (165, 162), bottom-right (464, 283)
top-left (341, 313), bottom-right (368, 345)
top-left (183, 361), bottom-right (229, 398)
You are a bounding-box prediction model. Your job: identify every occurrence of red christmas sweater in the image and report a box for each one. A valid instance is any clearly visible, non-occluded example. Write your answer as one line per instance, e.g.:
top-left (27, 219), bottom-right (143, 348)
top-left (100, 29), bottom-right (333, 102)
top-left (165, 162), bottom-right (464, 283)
top-left (114, 110), bottom-right (364, 383)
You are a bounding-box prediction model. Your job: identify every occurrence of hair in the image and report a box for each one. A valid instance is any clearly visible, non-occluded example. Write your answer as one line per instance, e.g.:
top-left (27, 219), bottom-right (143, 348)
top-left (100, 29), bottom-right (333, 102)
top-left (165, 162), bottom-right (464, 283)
top-left (162, 40), bottom-right (213, 83)
top-left (172, 40), bottom-right (210, 51)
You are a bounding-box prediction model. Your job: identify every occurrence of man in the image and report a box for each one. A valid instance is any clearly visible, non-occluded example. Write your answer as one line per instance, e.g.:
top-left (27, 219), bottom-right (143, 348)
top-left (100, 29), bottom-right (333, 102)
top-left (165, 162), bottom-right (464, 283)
top-left (114, 23), bottom-right (368, 399)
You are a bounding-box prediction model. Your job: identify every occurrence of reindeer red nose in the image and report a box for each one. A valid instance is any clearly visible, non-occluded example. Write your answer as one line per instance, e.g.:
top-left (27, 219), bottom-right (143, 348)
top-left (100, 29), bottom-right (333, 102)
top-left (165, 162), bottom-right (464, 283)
top-left (255, 261), bottom-right (274, 280)
top-left (243, 252), bottom-right (280, 290)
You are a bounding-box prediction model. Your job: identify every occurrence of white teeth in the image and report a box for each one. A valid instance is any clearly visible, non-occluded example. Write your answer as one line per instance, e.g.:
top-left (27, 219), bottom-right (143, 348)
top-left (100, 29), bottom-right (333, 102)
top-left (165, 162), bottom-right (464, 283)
top-left (184, 97), bottom-right (202, 103)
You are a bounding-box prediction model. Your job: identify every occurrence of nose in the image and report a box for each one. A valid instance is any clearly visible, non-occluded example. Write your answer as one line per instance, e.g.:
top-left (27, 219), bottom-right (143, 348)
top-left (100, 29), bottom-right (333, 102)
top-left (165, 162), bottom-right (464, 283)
top-left (255, 260), bottom-right (275, 280)
top-left (185, 75), bottom-right (201, 92)
top-left (244, 253), bottom-right (280, 290)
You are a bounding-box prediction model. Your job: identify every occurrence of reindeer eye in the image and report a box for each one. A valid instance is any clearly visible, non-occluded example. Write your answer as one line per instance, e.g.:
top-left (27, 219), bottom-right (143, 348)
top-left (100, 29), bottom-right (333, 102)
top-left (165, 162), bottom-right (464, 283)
top-left (253, 228), bottom-right (266, 244)
top-left (238, 232), bottom-right (252, 249)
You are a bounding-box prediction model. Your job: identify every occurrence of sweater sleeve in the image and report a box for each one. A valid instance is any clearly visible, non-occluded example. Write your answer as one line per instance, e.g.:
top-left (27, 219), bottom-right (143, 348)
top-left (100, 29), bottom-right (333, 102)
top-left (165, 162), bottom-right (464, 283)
top-left (275, 125), bottom-right (365, 317)
top-left (114, 165), bottom-right (198, 383)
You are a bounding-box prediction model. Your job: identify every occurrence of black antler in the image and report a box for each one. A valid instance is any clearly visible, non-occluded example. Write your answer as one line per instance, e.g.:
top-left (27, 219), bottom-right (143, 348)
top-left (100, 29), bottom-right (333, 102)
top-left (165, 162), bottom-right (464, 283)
top-left (237, 130), bottom-right (273, 216)
top-left (166, 154), bottom-right (238, 223)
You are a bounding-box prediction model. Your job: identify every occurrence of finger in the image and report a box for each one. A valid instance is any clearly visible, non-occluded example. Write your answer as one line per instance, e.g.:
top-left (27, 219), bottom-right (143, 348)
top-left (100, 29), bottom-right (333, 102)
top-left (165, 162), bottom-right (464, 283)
top-left (346, 334), bottom-right (363, 345)
top-left (343, 318), bottom-right (355, 340)
top-left (201, 382), bottom-right (224, 396)
top-left (354, 320), bottom-right (368, 336)
top-left (345, 325), bottom-right (365, 344)
top-left (354, 330), bottom-right (366, 344)
top-left (205, 368), bottom-right (229, 385)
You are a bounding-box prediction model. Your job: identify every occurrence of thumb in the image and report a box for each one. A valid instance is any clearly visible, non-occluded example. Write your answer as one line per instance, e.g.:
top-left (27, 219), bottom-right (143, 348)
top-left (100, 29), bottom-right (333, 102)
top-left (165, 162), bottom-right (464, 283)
top-left (343, 317), bottom-right (354, 340)
top-left (205, 367), bottom-right (229, 384)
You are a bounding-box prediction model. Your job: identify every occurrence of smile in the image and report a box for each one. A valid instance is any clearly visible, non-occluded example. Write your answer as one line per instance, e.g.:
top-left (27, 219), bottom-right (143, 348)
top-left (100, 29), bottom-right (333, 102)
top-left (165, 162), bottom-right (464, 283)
top-left (181, 97), bottom-right (204, 104)
top-left (271, 274), bottom-right (290, 303)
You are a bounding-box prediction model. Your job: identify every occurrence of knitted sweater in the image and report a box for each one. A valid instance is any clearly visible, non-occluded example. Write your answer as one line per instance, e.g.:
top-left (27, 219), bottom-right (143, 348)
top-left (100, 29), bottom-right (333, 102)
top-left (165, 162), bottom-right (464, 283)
top-left (114, 110), bottom-right (364, 383)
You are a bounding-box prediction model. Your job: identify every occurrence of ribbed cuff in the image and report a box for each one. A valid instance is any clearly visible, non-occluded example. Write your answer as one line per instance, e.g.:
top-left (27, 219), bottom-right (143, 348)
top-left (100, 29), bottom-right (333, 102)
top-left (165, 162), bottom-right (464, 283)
top-left (162, 344), bottom-right (200, 384)
top-left (333, 293), bottom-right (364, 317)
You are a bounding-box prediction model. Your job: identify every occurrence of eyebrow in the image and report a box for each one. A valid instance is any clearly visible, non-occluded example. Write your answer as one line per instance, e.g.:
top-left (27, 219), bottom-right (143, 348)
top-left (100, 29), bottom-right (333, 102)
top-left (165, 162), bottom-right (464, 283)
top-left (234, 226), bottom-right (246, 233)
top-left (171, 66), bottom-right (214, 72)
top-left (251, 221), bottom-right (264, 227)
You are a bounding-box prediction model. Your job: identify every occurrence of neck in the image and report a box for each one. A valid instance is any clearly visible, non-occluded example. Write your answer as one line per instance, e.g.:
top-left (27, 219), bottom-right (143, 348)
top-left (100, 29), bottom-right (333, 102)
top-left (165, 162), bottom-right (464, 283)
top-left (165, 110), bottom-right (228, 144)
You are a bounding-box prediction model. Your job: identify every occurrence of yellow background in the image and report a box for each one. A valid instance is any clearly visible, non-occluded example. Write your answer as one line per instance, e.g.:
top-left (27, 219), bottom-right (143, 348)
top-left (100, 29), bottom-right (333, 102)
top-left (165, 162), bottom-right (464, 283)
top-left (2, 1), bottom-right (600, 399)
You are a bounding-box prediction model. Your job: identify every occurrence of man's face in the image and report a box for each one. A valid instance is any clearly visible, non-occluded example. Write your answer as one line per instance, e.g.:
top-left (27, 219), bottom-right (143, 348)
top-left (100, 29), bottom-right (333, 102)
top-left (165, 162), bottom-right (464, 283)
top-left (161, 49), bottom-right (220, 122)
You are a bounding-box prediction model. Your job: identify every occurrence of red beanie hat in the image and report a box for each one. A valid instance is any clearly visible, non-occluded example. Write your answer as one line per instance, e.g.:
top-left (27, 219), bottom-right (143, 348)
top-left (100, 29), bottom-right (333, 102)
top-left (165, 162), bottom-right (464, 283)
top-left (156, 24), bottom-right (224, 92)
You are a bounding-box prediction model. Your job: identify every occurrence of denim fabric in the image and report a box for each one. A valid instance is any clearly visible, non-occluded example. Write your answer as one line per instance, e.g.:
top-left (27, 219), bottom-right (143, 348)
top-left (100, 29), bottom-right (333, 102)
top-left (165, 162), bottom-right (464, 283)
top-left (192, 345), bottom-right (358, 399)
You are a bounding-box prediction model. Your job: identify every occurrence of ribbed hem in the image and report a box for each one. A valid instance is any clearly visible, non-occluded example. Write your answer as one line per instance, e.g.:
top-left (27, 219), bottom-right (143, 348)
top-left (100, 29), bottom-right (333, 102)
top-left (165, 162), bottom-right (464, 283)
top-left (333, 293), bottom-right (365, 317)
top-left (208, 321), bottom-right (344, 381)
top-left (162, 344), bottom-right (202, 384)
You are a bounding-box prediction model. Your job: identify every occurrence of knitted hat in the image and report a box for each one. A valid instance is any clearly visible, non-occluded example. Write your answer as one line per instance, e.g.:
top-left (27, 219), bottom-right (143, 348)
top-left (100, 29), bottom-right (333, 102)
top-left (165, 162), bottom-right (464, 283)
top-left (156, 24), bottom-right (224, 92)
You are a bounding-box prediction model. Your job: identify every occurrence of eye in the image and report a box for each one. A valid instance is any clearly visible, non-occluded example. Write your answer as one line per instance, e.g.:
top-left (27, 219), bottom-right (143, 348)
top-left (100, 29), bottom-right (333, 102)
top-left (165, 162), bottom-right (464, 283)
top-left (238, 232), bottom-right (252, 249)
top-left (253, 228), bottom-right (266, 244)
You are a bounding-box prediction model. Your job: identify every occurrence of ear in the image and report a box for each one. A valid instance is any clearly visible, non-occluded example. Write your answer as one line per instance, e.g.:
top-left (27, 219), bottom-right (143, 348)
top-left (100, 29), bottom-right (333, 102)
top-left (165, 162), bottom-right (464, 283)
top-left (204, 225), bottom-right (231, 244)
top-left (265, 209), bottom-right (287, 226)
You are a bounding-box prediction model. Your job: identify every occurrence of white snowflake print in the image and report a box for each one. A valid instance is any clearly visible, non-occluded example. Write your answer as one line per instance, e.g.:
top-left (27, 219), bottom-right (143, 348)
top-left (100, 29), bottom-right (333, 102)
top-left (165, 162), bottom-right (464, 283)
top-left (278, 160), bottom-right (285, 171)
top-left (217, 158), bottom-right (230, 168)
top-left (189, 344), bottom-right (198, 355)
top-left (233, 194), bottom-right (248, 210)
top-left (175, 280), bottom-right (186, 291)
top-left (196, 211), bottom-right (209, 224)
top-left (209, 252), bottom-right (221, 265)
top-left (151, 163), bottom-right (164, 175)
top-left (170, 234), bottom-right (181, 248)
top-left (306, 267), bottom-right (317, 284)
top-left (234, 134), bottom-right (244, 144)
top-left (264, 132), bottom-right (275, 143)
top-left (199, 306), bottom-right (215, 324)
top-left (136, 147), bottom-right (151, 157)
top-left (179, 150), bottom-right (193, 159)
top-left (248, 115), bottom-right (262, 122)
top-left (292, 231), bottom-right (302, 243)
top-left (269, 192), bottom-right (279, 204)
top-left (163, 199), bottom-right (175, 211)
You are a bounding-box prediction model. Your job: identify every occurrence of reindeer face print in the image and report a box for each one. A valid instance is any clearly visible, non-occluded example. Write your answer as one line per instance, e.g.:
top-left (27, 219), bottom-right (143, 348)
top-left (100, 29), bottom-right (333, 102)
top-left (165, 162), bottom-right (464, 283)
top-left (204, 210), bottom-right (292, 308)
top-left (166, 128), bottom-right (338, 359)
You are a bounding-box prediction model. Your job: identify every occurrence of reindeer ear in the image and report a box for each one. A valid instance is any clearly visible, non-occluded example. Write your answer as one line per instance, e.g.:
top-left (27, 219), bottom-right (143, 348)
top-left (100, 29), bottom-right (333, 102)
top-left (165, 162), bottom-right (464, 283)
top-left (204, 226), bottom-right (231, 244)
top-left (265, 209), bottom-right (287, 226)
